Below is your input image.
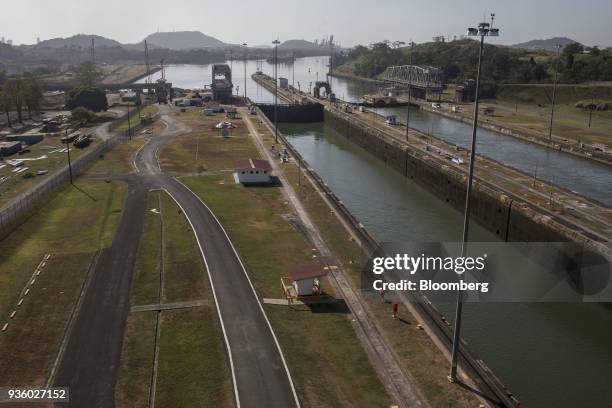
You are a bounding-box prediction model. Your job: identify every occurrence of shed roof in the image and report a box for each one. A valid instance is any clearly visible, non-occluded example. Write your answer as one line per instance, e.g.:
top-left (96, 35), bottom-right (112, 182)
top-left (234, 159), bottom-right (271, 171)
top-left (288, 264), bottom-right (327, 281)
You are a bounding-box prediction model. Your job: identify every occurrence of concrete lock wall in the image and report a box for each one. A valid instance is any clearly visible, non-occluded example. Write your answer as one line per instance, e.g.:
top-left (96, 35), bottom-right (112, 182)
top-left (257, 103), bottom-right (324, 123)
top-left (323, 110), bottom-right (597, 247)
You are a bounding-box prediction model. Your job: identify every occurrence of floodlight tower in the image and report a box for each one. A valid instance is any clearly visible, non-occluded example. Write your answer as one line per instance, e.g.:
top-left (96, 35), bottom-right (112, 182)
top-left (272, 39), bottom-right (281, 143)
top-left (448, 13), bottom-right (499, 384)
top-left (548, 43), bottom-right (562, 142)
top-left (243, 42), bottom-right (248, 101)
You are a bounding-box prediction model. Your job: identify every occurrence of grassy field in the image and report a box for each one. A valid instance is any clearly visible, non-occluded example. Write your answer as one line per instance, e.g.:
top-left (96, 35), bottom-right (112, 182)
top-left (472, 98), bottom-right (612, 148)
top-left (115, 312), bottom-right (157, 408)
top-left (115, 190), bottom-right (234, 408)
top-left (182, 175), bottom-right (393, 408)
top-left (0, 136), bottom-right (101, 207)
top-left (113, 105), bottom-right (159, 134)
top-left (0, 180), bottom-right (127, 386)
top-left (86, 138), bottom-right (145, 175)
top-left (159, 110), bottom-right (260, 173)
top-left (251, 118), bottom-right (481, 407)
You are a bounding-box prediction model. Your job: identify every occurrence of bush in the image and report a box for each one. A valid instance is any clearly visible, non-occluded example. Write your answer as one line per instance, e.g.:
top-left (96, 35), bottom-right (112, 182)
top-left (70, 106), bottom-right (97, 124)
top-left (66, 86), bottom-right (108, 112)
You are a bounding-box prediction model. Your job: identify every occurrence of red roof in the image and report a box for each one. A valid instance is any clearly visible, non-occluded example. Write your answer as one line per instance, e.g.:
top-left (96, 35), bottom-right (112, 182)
top-left (288, 264), bottom-right (327, 281)
top-left (234, 159), bottom-right (271, 171)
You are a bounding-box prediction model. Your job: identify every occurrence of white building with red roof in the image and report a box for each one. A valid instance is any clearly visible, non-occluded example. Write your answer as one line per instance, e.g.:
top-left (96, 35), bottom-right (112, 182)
top-left (234, 159), bottom-right (272, 184)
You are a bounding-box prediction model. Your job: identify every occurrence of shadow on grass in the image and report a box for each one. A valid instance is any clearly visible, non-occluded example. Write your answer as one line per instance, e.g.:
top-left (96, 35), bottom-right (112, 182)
top-left (71, 183), bottom-right (98, 202)
top-left (288, 299), bottom-right (351, 314)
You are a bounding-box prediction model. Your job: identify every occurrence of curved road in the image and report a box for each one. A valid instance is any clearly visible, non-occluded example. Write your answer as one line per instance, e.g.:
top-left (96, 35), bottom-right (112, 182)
top-left (54, 105), bottom-right (299, 408)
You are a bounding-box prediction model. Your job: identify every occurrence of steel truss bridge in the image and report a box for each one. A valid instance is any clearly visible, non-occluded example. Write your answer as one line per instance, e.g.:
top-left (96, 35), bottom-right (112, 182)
top-left (381, 65), bottom-right (444, 92)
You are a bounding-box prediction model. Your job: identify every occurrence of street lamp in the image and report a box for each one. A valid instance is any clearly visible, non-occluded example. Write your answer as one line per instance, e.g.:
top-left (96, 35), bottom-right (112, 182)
top-left (448, 13), bottom-right (499, 384)
top-left (242, 42), bottom-right (248, 102)
top-left (272, 39), bottom-right (281, 143)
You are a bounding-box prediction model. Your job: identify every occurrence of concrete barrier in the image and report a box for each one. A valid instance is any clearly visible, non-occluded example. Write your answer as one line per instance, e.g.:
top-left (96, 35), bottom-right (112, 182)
top-left (256, 103), bottom-right (324, 123)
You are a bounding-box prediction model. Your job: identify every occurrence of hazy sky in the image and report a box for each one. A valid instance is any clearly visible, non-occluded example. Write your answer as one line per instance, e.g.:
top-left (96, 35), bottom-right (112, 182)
top-left (2, 0), bottom-right (610, 47)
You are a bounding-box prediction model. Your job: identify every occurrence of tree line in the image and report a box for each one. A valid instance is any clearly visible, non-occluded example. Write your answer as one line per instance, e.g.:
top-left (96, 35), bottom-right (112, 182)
top-left (0, 71), bottom-right (43, 127)
top-left (340, 40), bottom-right (612, 84)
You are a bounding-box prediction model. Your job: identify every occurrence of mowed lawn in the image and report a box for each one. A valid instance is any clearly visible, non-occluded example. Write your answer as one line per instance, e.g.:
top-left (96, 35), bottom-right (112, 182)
top-left (182, 175), bottom-right (392, 408)
top-left (86, 138), bottom-right (146, 175)
top-left (159, 110), bottom-right (260, 173)
top-left (0, 180), bottom-right (127, 386)
top-left (115, 191), bottom-right (234, 408)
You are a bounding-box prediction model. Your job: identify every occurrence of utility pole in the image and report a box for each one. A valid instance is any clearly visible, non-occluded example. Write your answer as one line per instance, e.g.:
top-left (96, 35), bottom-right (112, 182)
top-left (292, 51), bottom-right (295, 89)
top-left (91, 37), bottom-right (95, 64)
top-left (272, 39), bottom-right (280, 143)
top-left (449, 14), bottom-right (499, 384)
top-left (65, 130), bottom-right (73, 184)
top-left (243, 42), bottom-right (248, 102)
top-left (548, 43), bottom-right (561, 143)
top-left (405, 41), bottom-right (414, 141)
top-left (328, 40), bottom-right (333, 95)
top-left (144, 40), bottom-right (151, 83)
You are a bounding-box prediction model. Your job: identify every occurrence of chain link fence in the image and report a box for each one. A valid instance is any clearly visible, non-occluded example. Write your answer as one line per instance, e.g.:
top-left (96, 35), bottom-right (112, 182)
top-left (0, 105), bottom-right (159, 240)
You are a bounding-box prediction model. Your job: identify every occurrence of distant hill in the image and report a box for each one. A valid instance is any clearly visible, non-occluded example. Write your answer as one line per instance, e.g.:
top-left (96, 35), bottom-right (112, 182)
top-left (0, 42), bottom-right (22, 59)
top-left (279, 39), bottom-right (322, 51)
top-left (36, 34), bottom-right (122, 49)
top-left (143, 31), bottom-right (226, 50)
top-left (511, 37), bottom-right (577, 51)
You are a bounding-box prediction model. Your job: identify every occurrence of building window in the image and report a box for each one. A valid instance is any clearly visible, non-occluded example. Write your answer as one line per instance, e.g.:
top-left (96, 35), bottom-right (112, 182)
top-left (250, 171), bottom-right (254, 174)
top-left (241, 171), bottom-right (245, 174)
top-left (256, 171), bottom-right (259, 174)
top-left (263, 170), bottom-right (267, 174)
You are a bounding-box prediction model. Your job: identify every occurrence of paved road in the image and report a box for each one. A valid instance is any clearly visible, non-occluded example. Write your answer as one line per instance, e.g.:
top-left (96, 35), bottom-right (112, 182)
top-left (54, 176), bottom-right (147, 408)
top-left (135, 106), bottom-right (299, 408)
top-left (54, 105), bottom-right (299, 408)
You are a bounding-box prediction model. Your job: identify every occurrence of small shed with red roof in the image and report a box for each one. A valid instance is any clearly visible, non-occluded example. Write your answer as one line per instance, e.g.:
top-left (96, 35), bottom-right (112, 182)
top-left (287, 264), bottom-right (327, 296)
top-left (234, 159), bottom-right (272, 184)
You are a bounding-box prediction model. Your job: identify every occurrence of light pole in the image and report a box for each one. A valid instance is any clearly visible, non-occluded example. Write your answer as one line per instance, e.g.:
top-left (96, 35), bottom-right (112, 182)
top-left (243, 42), bottom-right (248, 102)
top-left (548, 43), bottom-right (561, 143)
top-left (449, 14), bottom-right (499, 384)
top-left (329, 41), bottom-right (333, 95)
top-left (405, 41), bottom-right (415, 141)
top-left (272, 39), bottom-right (280, 143)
